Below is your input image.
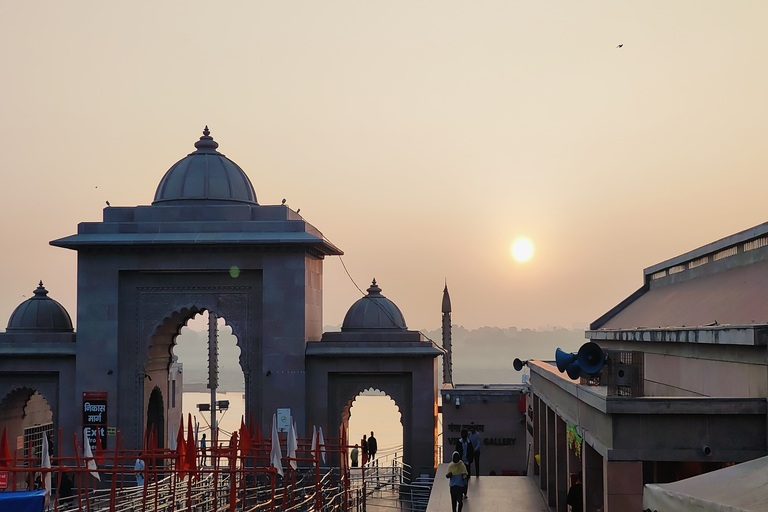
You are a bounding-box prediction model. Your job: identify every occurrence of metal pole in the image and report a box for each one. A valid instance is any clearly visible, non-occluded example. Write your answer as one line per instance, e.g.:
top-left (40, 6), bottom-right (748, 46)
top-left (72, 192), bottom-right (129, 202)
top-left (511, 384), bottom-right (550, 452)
top-left (208, 311), bottom-right (219, 457)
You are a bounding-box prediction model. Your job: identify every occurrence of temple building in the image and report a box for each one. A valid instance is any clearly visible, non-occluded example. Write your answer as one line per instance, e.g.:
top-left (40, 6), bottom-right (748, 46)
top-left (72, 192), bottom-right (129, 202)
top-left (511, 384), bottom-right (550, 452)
top-left (0, 128), bottom-right (440, 480)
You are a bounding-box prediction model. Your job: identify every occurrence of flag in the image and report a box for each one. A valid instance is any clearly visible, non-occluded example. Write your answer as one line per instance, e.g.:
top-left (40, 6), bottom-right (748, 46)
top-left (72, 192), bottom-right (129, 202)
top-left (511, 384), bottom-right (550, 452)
top-left (239, 417), bottom-right (251, 457)
top-left (176, 416), bottom-right (187, 479)
top-left (287, 419), bottom-right (297, 470)
top-left (310, 426), bottom-right (317, 463)
top-left (318, 427), bottom-right (326, 464)
top-left (0, 427), bottom-right (10, 468)
top-left (41, 434), bottom-right (51, 497)
top-left (185, 413), bottom-right (197, 478)
top-left (270, 413), bottom-right (283, 477)
top-left (83, 429), bottom-right (100, 481)
top-left (94, 428), bottom-right (105, 464)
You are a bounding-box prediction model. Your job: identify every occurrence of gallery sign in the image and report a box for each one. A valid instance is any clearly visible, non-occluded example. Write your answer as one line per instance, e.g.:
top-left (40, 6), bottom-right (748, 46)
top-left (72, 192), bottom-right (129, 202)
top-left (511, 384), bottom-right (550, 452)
top-left (83, 392), bottom-right (108, 450)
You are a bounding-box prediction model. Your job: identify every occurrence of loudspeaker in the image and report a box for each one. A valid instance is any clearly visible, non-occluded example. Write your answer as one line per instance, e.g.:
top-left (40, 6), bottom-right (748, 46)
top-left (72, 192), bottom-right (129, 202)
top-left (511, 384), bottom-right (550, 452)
top-left (513, 358), bottom-right (527, 371)
top-left (555, 348), bottom-right (581, 379)
top-left (577, 342), bottom-right (608, 375)
top-left (555, 348), bottom-right (576, 372)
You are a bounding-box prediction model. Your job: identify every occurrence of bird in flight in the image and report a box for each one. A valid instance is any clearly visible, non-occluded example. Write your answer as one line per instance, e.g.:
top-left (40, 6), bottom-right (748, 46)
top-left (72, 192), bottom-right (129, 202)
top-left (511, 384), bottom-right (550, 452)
top-left (616, 44), bottom-right (623, 48)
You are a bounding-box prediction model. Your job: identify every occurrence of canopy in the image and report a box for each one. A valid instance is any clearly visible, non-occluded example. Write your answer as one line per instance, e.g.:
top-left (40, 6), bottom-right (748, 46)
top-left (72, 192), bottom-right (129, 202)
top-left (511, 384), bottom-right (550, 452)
top-left (643, 456), bottom-right (768, 512)
top-left (0, 490), bottom-right (46, 512)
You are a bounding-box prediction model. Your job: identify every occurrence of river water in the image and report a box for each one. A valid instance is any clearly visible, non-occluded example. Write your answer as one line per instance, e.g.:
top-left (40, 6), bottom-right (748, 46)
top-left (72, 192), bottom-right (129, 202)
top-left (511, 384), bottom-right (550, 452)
top-left (182, 392), bottom-right (412, 460)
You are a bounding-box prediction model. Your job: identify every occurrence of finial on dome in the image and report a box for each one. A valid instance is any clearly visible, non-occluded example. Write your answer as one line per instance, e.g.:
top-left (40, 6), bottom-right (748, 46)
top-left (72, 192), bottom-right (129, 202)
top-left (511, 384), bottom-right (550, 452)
top-left (367, 279), bottom-right (382, 296)
top-left (33, 281), bottom-right (49, 297)
top-left (193, 125), bottom-right (220, 154)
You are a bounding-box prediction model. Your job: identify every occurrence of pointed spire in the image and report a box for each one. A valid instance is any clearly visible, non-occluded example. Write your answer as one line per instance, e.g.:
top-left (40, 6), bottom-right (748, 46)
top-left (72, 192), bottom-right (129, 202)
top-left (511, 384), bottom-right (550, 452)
top-left (33, 281), bottom-right (49, 298)
top-left (366, 279), bottom-right (383, 296)
top-left (442, 280), bottom-right (452, 313)
top-left (192, 125), bottom-right (221, 154)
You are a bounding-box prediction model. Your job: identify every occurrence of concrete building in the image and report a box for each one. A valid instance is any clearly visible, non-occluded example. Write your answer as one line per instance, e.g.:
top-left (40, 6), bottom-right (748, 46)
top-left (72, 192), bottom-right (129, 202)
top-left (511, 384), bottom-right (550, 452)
top-left (528, 221), bottom-right (768, 511)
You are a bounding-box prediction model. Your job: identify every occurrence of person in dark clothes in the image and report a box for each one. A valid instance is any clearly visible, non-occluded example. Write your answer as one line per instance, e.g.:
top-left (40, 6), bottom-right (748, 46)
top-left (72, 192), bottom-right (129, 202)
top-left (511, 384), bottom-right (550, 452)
top-left (367, 431), bottom-right (378, 460)
top-left (454, 429), bottom-right (474, 497)
top-left (567, 472), bottom-right (583, 512)
top-left (57, 472), bottom-right (74, 504)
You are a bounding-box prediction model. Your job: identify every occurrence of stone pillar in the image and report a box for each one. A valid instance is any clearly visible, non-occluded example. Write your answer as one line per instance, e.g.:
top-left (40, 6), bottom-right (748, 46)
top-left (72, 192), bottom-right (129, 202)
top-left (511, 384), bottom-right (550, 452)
top-left (546, 407), bottom-right (556, 506)
top-left (555, 415), bottom-right (568, 512)
top-left (605, 461), bottom-right (643, 511)
top-left (584, 442), bottom-right (604, 512)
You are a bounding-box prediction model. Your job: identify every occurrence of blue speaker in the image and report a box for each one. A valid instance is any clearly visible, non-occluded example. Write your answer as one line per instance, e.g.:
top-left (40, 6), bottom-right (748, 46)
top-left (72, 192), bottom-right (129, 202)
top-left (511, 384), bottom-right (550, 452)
top-left (555, 348), bottom-right (581, 379)
top-left (577, 342), bottom-right (607, 375)
top-left (555, 343), bottom-right (608, 379)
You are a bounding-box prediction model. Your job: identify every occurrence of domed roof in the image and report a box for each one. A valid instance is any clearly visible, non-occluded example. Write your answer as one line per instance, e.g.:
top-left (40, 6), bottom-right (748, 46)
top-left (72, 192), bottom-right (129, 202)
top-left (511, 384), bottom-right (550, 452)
top-left (152, 127), bottom-right (258, 205)
top-left (341, 279), bottom-right (407, 331)
top-left (7, 281), bottom-right (73, 332)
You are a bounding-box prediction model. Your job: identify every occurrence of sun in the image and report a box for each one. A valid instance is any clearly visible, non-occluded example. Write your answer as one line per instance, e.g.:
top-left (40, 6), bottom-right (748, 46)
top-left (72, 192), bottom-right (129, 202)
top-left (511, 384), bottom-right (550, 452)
top-left (511, 236), bottom-right (535, 263)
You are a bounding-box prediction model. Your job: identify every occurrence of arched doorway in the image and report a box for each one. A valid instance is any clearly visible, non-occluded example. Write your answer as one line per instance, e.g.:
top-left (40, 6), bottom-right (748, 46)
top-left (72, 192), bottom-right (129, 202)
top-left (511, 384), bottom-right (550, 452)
top-left (175, 311), bottom-right (244, 450)
top-left (146, 387), bottom-right (164, 449)
top-left (347, 390), bottom-right (403, 466)
top-left (0, 387), bottom-right (54, 489)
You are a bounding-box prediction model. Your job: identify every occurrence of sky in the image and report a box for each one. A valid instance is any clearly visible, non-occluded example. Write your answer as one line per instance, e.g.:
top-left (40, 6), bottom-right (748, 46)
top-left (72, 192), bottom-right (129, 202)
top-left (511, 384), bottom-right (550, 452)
top-left (2, 2), bottom-right (768, 332)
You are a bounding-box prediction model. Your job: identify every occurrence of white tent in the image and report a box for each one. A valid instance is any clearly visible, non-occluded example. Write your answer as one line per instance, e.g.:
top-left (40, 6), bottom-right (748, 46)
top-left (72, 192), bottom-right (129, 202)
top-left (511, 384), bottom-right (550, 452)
top-left (643, 456), bottom-right (768, 512)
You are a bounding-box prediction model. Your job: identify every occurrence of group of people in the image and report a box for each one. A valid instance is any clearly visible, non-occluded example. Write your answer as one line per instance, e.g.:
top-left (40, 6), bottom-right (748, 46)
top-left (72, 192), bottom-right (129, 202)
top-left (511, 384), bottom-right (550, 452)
top-left (445, 426), bottom-right (482, 512)
top-left (350, 431), bottom-right (377, 468)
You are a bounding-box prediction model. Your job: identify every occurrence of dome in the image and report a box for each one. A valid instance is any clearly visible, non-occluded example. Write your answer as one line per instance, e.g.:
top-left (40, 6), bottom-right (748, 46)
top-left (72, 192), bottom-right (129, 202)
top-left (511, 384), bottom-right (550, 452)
top-left (152, 127), bottom-right (258, 205)
top-left (7, 281), bottom-right (74, 332)
top-left (341, 279), bottom-right (407, 331)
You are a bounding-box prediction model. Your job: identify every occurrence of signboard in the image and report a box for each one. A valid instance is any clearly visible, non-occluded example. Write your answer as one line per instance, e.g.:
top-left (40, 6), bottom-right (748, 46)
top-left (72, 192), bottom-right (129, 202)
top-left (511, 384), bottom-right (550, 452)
top-left (277, 408), bottom-right (291, 433)
top-left (0, 471), bottom-right (7, 489)
top-left (83, 392), bottom-right (108, 450)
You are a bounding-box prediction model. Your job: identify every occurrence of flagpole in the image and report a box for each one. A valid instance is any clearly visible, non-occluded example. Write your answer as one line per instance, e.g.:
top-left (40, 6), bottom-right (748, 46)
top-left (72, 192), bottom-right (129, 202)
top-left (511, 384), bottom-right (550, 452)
top-left (208, 311), bottom-right (219, 460)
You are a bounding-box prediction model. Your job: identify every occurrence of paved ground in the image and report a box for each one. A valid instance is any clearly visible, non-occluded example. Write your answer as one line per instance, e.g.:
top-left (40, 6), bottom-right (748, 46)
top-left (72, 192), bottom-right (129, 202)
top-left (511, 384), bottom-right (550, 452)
top-left (426, 464), bottom-right (549, 512)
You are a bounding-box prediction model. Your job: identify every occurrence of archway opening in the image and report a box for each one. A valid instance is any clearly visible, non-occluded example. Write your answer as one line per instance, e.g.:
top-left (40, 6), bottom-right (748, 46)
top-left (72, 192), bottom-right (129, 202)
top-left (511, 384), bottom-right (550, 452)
top-left (174, 311), bottom-right (244, 449)
top-left (347, 389), bottom-right (403, 468)
top-left (146, 386), bottom-right (164, 448)
top-left (0, 388), bottom-right (54, 489)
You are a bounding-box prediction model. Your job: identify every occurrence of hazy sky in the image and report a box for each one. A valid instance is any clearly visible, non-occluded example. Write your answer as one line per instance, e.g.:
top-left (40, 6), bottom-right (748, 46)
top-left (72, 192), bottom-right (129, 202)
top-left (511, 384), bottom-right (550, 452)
top-left (2, 2), bottom-right (768, 331)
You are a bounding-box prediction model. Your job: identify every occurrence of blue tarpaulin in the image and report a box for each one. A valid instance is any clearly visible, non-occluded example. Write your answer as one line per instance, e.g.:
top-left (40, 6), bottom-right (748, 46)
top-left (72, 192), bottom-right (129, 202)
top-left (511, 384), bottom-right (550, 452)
top-left (0, 490), bottom-right (46, 512)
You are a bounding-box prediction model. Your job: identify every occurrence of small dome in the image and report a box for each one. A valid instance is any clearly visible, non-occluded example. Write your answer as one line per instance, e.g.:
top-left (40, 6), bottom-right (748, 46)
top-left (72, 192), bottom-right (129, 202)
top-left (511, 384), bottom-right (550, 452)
top-left (153, 127), bottom-right (258, 205)
top-left (7, 282), bottom-right (73, 332)
top-left (342, 279), bottom-right (407, 331)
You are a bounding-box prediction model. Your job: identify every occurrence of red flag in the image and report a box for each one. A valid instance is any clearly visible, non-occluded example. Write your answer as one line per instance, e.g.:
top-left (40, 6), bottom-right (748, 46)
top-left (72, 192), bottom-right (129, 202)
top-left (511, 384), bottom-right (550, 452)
top-left (0, 427), bottom-right (10, 467)
top-left (239, 417), bottom-right (251, 456)
top-left (176, 416), bottom-right (187, 479)
top-left (185, 413), bottom-right (197, 478)
top-left (94, 428), bottom-right (105, 464)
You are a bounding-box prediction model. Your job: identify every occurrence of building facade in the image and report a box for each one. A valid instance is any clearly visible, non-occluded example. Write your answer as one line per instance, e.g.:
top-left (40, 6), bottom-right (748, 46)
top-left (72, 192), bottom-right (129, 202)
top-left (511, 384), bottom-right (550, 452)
top-left (529, 222), bottom-right (768, 511)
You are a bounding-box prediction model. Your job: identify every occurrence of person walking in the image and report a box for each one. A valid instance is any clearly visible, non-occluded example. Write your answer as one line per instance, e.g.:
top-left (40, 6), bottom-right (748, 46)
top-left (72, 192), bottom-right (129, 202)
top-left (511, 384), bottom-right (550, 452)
top-left (469, 426), bottom-right (482, 477)
top-left (446, 451), bottom-right (468, 512)
top-left (455, 429), bottom-right (474, 497)
top-left (367, 431), bottom-right (378, 460)
top-left (200, 433), bottom-right (207, 466)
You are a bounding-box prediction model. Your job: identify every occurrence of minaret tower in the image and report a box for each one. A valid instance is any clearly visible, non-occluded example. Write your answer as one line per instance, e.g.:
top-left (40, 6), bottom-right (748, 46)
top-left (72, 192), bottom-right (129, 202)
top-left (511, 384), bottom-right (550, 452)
top-left (442, 281), bottom-right (453, 385)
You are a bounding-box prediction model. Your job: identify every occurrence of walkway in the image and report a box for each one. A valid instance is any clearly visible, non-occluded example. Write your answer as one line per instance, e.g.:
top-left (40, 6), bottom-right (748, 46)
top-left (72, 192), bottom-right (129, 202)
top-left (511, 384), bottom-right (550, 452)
top-left (426, 464), bottom-right (549, 512)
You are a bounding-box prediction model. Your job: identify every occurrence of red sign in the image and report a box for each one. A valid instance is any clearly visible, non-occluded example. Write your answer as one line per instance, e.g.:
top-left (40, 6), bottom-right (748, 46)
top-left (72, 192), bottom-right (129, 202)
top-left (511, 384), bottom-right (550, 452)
top-left (0, 471), bottom-right (7, 489)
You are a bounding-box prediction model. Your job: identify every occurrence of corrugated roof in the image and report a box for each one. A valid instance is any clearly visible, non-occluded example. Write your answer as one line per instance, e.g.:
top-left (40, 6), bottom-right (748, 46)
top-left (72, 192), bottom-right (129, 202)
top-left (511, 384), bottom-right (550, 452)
top-left (598, 259), bottom-right (768, 329)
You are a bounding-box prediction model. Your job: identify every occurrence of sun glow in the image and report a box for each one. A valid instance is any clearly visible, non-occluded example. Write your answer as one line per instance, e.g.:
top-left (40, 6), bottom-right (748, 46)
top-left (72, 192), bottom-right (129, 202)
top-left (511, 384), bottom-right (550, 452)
top-left (511, 237), bottom-right (535, 263)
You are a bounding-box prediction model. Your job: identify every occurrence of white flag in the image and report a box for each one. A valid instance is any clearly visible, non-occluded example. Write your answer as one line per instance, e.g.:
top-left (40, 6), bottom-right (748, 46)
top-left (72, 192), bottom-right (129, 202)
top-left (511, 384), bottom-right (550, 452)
top-left (318, 427), bottom-right (326, 464)
top-left (287, 420), bottom-right (297, 470)
top-left (310, 426), bottom-right (317, 462)
top-left (83, 429), bottom-right (101, 481)
top-left (41, 434), bottom-right (51, 496)
top-left (270, 414), bottom-right (283, 477)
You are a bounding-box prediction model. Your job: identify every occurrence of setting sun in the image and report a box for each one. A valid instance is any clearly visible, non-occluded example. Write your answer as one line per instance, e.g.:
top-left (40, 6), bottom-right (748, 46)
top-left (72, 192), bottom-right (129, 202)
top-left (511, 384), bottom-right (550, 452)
top-left (511, 236), bottom-right (535, 263)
